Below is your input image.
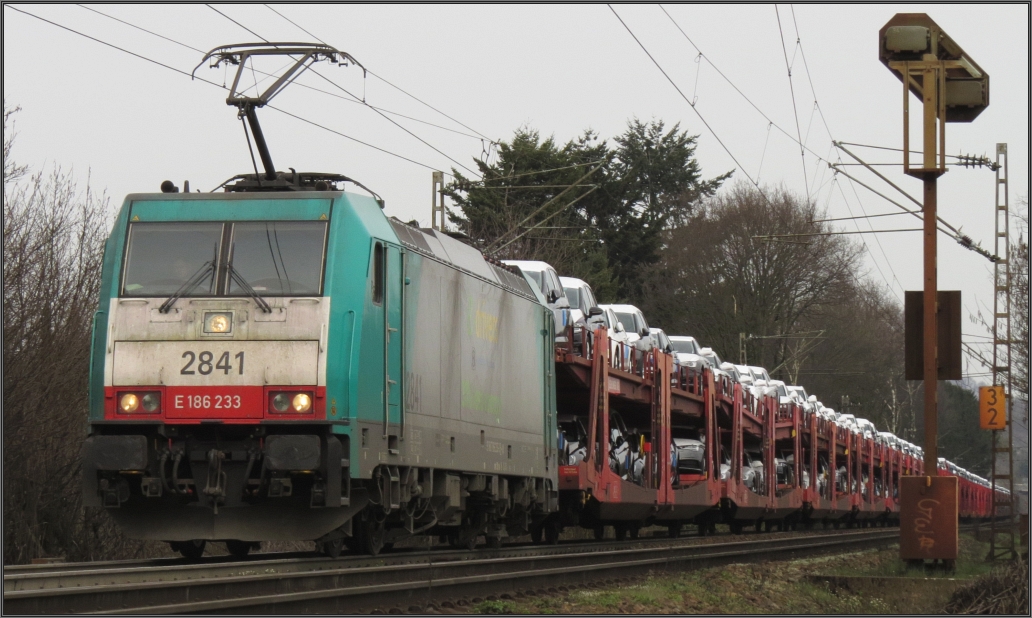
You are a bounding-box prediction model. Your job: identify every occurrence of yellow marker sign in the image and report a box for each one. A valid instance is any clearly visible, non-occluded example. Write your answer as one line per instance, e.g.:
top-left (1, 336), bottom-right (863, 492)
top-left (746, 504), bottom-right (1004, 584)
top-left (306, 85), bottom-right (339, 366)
top-left (979, 386), bottom-right (1006, 430)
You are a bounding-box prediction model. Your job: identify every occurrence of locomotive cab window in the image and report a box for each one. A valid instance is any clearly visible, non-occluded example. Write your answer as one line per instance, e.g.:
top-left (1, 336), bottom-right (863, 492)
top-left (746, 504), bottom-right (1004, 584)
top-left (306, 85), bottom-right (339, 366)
top-left (122, 222), bottom-right (224, 296)
top-left (372, 242), bottom-right (384, 305)
top-left (227, 222), bottom-right (328, 295)
top-left (121, 221), bottom-right (328, 297)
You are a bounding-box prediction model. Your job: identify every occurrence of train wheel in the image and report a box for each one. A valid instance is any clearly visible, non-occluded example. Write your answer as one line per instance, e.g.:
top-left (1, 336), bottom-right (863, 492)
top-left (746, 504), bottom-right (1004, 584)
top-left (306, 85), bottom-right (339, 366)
top-left (530, 524), bottom-right (543, 544)
top-left (361, 517), bottom-right (386, 556)
top-left (544, 522), bottom-right (560, 545)
top-left (226, 540), bottom-right (253, 558)
top-left (486, 536), bottom-right (502, 550)
top-left (614, 525), bottom-right (628, 541)
top-left (594, 525), bottom-right (606, 540)
top-left (178, 539), bottom-right (206, 560)
top-left (463, 530), bottom-right (479, 551)
top-left (668, 524), bottom-right (681, 538)
top-left (344, 535), bottom-right (359, 552)
top-left (730, 521), bottom-right (744, 535)
top-left (708, 523), bottom-right (717, 536)
top-left (321, 538), bottom-right (343, 559)
top-left (629, 526), bottom-right (640, 540)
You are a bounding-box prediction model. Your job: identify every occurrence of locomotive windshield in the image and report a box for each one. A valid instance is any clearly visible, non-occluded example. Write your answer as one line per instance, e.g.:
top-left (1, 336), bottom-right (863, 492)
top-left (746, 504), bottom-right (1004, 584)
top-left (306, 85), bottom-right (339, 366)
top-left (121, 221), bottom-right (328, 297)
top-left (122, 222), bottom-right (223, 296)
top-left (228, 222), bottom-right (327, 295)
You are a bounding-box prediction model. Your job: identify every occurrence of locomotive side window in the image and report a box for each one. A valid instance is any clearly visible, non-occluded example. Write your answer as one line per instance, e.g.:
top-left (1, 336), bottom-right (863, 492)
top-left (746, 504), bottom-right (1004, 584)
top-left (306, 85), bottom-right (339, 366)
top-left (227, 222), bottom-right (328, 296)
top-left (372, 242), bottom-right (384, 305)
top-left (122, 222), bottom-right (224, 296)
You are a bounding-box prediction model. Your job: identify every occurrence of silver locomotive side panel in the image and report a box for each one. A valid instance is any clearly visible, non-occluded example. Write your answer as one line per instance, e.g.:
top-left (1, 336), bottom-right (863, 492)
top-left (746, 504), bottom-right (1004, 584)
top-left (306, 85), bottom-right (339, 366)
top-left (373, 220), bottom-right (553, 479)
top-left (393, 254), bottom-right (550, 477)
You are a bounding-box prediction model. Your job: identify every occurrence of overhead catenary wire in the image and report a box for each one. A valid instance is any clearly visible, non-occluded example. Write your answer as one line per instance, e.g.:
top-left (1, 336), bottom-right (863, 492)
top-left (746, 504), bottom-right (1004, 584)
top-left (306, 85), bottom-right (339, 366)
top-left (6, 5), bottom-right (450, 178)
top-left (206, 5), bottom-right (483, 179)
top-left (609, 5), bottom-right (761, 191)
top-left (776, 7), bottom-right (905, 297)
top-left (775, 5), bottom-right (809, 199)
top-left (655, 3), bottom-right (905, 298)
top-left (263, 3), bottom-right (496, 145)
top-left (489, 186), bottom-right (600, 255)
top-left (768, 6), bottom-right (913, 297)
top-left (833, 177), bottom-right (904, 301)
top-left (78, 4), bottom-right (488, 141)
top-left (811, 211), bottom-right (911, 224)
top-left (753, 228), bottom-right (923, 239)
top-left (658, 5), bottom-right (831, 167)
top-left (484, 163), bottom-right (604, 253)
top-left (837, 141), bottom-right (993, 162)
top-left (835, 143), bottom-right (960, 235)
top-left (834, 147), bottom-right (997, 262)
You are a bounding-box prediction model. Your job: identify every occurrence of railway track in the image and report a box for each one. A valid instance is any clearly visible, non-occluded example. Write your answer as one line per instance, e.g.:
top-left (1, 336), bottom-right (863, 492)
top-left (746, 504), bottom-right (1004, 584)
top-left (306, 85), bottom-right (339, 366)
top-left (5, 528), bottom-right (902, 614)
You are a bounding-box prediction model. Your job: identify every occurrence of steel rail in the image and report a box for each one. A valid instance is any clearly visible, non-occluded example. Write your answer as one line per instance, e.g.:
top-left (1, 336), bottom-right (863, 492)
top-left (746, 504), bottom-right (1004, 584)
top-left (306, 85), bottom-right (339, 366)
top-left (0, 535), bottom-right (747, 588)
top-left (4, 528), bottom-right (902, 614)
top-left (0, 526), bottom-right (848, 583)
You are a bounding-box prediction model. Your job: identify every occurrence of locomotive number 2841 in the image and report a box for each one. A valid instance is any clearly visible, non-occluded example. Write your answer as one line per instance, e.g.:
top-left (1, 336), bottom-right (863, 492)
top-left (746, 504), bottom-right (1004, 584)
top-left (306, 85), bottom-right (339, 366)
top-left (181, 351), bottom-right (245, 376)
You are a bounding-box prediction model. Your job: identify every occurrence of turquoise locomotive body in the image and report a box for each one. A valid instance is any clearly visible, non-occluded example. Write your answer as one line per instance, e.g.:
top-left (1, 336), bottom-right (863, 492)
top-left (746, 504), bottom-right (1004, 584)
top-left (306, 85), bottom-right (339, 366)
top-left (84, 184), bottom-right (559, 556)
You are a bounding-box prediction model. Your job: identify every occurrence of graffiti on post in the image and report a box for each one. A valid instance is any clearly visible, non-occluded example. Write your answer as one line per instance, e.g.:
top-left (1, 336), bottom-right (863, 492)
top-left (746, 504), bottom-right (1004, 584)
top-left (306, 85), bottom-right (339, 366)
top-left (900, 476), bottom-right (958, 560)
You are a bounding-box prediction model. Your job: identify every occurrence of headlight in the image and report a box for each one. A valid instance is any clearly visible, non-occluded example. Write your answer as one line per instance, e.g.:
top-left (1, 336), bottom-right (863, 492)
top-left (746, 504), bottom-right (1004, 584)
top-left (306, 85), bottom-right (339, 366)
top-left (268, 391), bottom-right (314, 414)
top-left (292, 393), bottom-right (312, 413)
top-left (271, 393), bottom-right (291, 413)
top-left (141, 393), bottom-right (160, 412)
top-left (203, 311), bottom-right (233, 334)
top-left (120, 393), bottom-right (139, 413)
top-left (117, 391), bottom-right (161, 414)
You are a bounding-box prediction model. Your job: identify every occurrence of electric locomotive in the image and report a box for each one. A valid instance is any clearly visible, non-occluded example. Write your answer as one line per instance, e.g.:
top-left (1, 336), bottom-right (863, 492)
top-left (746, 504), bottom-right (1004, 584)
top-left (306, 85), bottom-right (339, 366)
top-left (82, 43), bottom-right (559, 558)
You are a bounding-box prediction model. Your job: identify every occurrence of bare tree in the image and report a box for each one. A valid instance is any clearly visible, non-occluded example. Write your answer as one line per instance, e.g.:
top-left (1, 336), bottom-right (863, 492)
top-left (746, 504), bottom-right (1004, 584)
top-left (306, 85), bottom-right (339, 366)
top-left (639, 181), bottom-right (862, 373)
top-left (639, 181), bottom-right (918, 437)
top-left (2, 105), bottom-right (158, 563)
top-left (1010, 196), bottom-right (1029, 404)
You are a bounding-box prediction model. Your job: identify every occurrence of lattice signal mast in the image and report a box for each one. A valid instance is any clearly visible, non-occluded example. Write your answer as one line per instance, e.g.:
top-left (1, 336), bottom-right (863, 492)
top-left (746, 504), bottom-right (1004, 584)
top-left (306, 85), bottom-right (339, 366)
top-left (989, 143), bottom-right (1018, 561)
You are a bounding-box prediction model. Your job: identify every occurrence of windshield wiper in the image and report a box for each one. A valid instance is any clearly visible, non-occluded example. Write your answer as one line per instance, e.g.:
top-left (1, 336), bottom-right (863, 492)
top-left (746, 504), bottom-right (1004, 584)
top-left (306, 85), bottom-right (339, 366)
top-left (159, 260), bottom-right (216, 313)
top-left (227, 263), bottom-right (272, 313)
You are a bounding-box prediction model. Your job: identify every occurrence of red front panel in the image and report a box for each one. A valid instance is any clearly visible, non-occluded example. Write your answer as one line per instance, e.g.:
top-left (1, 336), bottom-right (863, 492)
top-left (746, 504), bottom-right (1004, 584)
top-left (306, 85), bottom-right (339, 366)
top-left (165, 386), bottom-right (264, 419)
top-left (104, 386), bottom-right (326, 422)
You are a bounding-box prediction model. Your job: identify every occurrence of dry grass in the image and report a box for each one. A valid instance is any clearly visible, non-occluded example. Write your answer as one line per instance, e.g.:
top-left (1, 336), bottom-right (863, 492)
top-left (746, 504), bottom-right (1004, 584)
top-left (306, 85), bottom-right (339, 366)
top-left (467, 533), bottom-right (1014, 615)
top-left (944, 559), bottom-right (1029, 615)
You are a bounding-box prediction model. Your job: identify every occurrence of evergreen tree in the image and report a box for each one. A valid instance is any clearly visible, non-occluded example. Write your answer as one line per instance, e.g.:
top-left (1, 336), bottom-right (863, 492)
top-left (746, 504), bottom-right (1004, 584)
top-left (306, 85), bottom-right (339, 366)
top-left (445, 119), bottom-right (729, 302)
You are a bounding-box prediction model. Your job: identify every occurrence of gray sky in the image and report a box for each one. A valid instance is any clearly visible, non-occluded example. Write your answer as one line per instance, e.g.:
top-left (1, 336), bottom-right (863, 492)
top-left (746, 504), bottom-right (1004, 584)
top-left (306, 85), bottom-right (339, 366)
top-left (4, 4), bottom-right (1028, 385)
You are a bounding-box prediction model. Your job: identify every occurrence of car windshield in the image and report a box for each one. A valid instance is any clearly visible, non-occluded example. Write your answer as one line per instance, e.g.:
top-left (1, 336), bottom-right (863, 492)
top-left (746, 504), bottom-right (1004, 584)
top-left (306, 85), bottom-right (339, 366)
top-left (670, 339), bottom-right (698, 354)
top-left (777, 384), bottom-right (788, 397)
top-left (577, 286), bottom-right (602, 311)
top-left (522, 269), bottom-right (543, 291)
top-left (615, 312), bottom-right (636, 332)
top-left (702, 350), bottom-right (722, 366)
top-left (564, 287), bottom-right (582, 311)
top-left (228, 222), bottom-right (328, 295)
top-left (122, 222), bottom-right (223, 296)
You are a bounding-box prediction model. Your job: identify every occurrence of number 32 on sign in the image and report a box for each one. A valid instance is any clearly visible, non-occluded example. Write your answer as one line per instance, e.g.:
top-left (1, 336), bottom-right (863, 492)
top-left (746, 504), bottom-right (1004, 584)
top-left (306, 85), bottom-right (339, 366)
top-left (979, 386), bottom-right (1006, 430)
